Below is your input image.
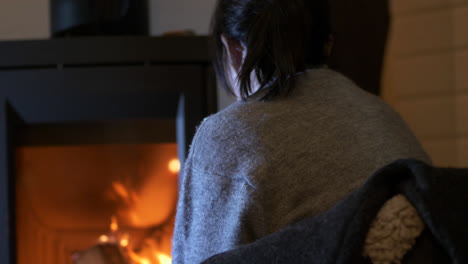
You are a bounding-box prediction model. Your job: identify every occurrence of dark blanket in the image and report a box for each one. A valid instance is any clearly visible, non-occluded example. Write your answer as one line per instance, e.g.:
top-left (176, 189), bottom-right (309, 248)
top-left (202, 159), bottom-right (468, 264)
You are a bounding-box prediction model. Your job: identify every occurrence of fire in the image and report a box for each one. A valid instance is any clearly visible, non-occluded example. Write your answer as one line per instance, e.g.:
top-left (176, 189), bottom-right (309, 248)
top-left (112, 182), bottom-right (130, 199)
top-left (120, 239), bottom-right (129, 247)
top-left (97, 216), bottom-right (173, 264)
top-left (99, 235), bottom-right (109, 243)
top-left (120, 233), bottom-right (129, 247)
top-left (128, 250), bottom-right (152, 264)
top-left (110, 215), bottom-right (119, 232)
top-left (109, 157), bottom-right (179, 228)
top-left (100, 156), bottom-right (177, 264)
top-left (156, 253), bottom-right (172, 264)
top-left (168, 159), bottom-right (181, 174)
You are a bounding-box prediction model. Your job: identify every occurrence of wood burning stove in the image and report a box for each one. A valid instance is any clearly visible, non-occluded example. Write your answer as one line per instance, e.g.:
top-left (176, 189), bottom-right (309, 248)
top-left (0, 36), bottom-right (217, 264)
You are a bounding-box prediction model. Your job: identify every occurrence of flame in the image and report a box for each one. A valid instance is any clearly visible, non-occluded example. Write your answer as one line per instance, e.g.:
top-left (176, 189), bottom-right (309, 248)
top-left (99, 235), bottom-right (109, 243)
top-left (103, 155), bottom-right (178, 263)
top-left (120, 233), bottom-right (129, 247)
top-left (168, 159), bottom-right (180, 174)
top-left (156, 253), bottom-right (172, 264)
top-left (128, 250), bottom-right (151, 264)
top-left (112, 182), bottom-right (130, 199)
top-left (128, 249), bottom-right (172, 264)
top-left (110, 216), bottom-right (119, 232)
top-left (120, 239), bottom-right (129, 247)
top-left (111, 173), bottom-right (177, 227)
top-left (100, 216), bottom-right (173, 264)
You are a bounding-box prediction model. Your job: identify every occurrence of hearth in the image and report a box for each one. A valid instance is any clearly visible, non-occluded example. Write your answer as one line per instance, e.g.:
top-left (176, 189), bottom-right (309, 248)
top-left (0, 36), bottom-right (217, 264)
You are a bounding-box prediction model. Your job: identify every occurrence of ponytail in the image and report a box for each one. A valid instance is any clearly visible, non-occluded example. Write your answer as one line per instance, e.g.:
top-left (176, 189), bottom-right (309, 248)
top-left (212, 0), bottom-right (330, 101)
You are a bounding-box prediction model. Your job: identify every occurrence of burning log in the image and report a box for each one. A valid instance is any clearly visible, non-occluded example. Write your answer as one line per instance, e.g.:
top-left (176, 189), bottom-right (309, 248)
top-left (74, 244), bottom-right (128, 264)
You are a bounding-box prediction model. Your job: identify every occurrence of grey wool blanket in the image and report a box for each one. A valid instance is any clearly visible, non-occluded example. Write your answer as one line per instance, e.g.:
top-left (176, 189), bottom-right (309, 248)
top-left (172, 69), bottom-right (430, 264)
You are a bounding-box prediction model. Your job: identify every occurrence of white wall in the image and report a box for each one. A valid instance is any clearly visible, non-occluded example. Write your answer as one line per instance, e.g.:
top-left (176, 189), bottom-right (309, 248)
top-left (149, 0), bottom-right (217, 35)
top-left (0, 0), bottom-right (49, 40)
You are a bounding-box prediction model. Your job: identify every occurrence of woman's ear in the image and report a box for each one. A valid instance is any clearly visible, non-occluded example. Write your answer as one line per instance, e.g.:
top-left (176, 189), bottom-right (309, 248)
top-left (221, 34), bottom-right (245, 71)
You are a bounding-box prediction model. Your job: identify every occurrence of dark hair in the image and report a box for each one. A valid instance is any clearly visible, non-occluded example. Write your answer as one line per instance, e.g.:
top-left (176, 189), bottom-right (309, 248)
top-left (212, 0), bottom-right (331, 101)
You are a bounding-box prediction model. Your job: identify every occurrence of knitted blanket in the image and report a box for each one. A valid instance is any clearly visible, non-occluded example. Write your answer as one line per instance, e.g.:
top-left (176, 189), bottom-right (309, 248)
top-left (202, 159), bottom-right (468, 264)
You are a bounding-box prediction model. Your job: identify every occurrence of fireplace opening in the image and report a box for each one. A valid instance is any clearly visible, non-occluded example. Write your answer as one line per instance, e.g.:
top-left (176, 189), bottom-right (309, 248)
top-left (0, 36), bottom-right (217, 264)
top-left (15, 143), bottom-right (178, 264)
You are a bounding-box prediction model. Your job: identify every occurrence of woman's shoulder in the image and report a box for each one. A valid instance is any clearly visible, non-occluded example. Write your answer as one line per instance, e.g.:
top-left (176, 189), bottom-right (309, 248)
top-left (187, 101), bottom-right (273, 178)
top-left (198, 95), bottom-right (279, 137)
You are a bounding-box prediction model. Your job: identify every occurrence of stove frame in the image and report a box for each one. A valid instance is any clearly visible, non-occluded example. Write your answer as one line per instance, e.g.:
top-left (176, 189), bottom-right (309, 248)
top-left (0, 36), bottom-right (217, 264)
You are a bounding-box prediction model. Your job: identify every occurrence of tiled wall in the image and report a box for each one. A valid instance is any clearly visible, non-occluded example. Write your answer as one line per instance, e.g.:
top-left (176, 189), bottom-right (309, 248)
top-left (383, 0), bottom-right (468, 167)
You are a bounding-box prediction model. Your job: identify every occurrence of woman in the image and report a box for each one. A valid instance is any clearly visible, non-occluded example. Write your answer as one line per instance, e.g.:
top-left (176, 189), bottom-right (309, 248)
top-left (172, 0), bottom-right (430, 263)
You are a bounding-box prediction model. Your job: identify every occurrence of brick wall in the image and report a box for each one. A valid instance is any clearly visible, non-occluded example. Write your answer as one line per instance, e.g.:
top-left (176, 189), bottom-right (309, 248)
top-left (383, 0), bottom-right (468, 167)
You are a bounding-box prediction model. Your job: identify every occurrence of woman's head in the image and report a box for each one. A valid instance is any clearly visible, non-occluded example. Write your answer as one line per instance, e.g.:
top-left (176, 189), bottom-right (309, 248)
top-left (212, 0), bottom-right (331, 100)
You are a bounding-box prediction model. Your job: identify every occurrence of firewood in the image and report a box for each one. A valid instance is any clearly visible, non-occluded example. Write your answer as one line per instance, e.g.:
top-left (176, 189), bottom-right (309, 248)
top-left (74, 244), bottom-right (128, 264)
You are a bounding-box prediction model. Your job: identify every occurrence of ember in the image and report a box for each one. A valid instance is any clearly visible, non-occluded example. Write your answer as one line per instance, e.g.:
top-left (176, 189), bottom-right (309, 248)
top-left (82, 216), bottom-right (173, 264)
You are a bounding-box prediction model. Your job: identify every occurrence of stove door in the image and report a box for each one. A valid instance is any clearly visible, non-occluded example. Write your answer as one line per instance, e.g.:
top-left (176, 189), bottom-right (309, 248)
top-left (0, 99), bottom-right (24, 264)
